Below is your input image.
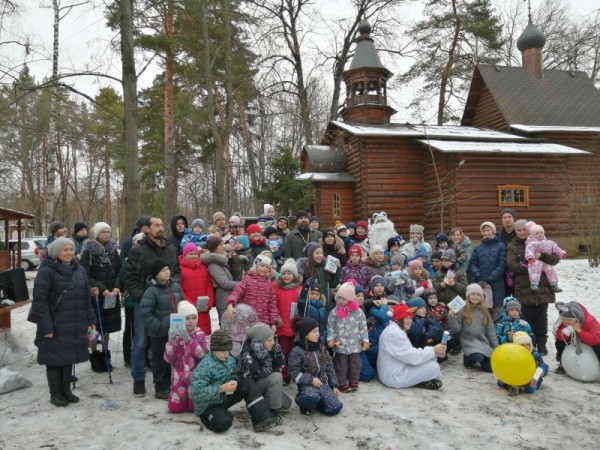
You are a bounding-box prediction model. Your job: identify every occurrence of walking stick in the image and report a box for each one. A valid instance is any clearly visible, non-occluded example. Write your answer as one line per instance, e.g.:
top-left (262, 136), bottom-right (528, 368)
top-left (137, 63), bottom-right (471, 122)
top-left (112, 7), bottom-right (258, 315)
top-left (72, 365), bottom-right (77, 389)
top-left (94, 295), bottom-right (113, 384)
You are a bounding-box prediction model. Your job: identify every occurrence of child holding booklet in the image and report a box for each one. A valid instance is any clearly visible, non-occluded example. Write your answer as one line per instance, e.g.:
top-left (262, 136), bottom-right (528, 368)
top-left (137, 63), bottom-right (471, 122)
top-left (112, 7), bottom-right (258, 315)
top-left (497, 331), bottom-right (548, 395)
top-left (164, 301), bottom-right (209, 412)
top-left (432, 249), bottom-right (467, 303)
top-left (274, 259), bottom-right (303, 383)
top-left (448, 283), bottom-right (498, 372)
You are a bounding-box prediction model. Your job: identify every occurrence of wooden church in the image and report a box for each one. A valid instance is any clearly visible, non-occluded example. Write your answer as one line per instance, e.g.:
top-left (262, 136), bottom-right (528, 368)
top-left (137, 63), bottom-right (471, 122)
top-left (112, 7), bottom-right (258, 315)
top-left (299, 19), bottom-right (600, 242)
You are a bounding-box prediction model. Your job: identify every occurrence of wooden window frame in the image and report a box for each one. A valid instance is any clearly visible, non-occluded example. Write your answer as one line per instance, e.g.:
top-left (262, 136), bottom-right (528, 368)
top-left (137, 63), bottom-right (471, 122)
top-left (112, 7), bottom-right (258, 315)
top-left (333, 193), bottom-right (341, 218)
top-left (497, 184), bottom-right (529, 208)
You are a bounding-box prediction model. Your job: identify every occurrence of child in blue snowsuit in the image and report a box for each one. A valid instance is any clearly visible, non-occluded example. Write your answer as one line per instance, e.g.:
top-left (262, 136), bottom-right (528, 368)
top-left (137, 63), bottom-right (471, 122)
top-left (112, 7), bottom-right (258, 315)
top-left (495, 297), bottom-right (534, 344)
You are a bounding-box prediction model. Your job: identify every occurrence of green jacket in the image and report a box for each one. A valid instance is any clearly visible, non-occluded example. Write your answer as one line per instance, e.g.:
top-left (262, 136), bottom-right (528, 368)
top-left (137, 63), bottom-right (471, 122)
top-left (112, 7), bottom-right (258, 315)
top-left (191, 352), bottom-right (239, 415)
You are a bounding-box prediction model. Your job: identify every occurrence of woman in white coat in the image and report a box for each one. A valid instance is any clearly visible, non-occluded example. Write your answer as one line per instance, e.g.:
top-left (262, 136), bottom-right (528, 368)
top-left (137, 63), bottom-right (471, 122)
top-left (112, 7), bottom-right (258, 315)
top-left (377, 304), bottom-right (446, 390)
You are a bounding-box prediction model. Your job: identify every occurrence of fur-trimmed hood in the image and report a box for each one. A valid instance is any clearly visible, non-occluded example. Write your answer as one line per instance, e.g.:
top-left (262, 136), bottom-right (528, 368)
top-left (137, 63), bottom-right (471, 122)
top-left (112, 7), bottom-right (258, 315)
top-left (200, 251), bottom-right (228, 267)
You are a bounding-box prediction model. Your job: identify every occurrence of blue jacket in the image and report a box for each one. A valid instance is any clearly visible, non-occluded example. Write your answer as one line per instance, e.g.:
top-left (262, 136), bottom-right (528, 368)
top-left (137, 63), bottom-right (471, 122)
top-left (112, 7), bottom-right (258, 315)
top-left (468, 236), bottom-right (506, 307)
top-left (366, 304), bottom-right (391, 356)
top-left (408, 315), bottom-right (444, 348)
top-left (495, 317), bottom-right (534, 344)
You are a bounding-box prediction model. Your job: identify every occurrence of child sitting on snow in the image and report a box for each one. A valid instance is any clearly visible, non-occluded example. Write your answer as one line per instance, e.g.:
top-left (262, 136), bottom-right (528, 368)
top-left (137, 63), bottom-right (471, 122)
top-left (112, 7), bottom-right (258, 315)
top-left (497, 331), bottom-right (548, 396)
top-left (164, 301), bottom-right (209, 413)
top-left (288, 317), bottom-right (342, 416)
top-left (525, 222), bottom-right (567, 292)
top-left (327, 282), bottom-right (369, 392)
top-left (407, 298), bottom-right (444, 351)
top-left (191, 330), bottom-right (282, 432)
top-left (495, 297), bottom-right (534, 344)
top-left (238, 323), bottom-right (292, 412)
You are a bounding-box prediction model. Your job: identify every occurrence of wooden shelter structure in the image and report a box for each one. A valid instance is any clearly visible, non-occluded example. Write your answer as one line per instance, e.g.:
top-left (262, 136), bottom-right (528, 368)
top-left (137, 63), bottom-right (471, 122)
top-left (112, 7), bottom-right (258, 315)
top-left (0, 207), bottom-right (35, 272)
top-left (300, 19), bottom-right (600, 241)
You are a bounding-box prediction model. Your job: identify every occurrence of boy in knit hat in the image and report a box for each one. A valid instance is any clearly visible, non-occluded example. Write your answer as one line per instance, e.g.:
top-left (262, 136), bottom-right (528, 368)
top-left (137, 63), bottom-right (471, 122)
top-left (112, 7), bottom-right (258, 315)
top-left (495, 297), bottom-right (534, 344)
top-left (297, 279), bottom-right (328, 343)
top-left (191, 329), bottom-right (282, 432)
top-left (327, 281), bottom-right (369, 392)
top-left (180, 218), bottom-right (208, 251)
top-left (385, 252), bottom-right (413, 302)
top-left (407, 297), bottom-right (444, 350)
top-left (139, 258), bottom-right (185, 399)
top-left (497, 331), bottom-right (548, 396)
top-left (238, 323), bottom-right (292, 412)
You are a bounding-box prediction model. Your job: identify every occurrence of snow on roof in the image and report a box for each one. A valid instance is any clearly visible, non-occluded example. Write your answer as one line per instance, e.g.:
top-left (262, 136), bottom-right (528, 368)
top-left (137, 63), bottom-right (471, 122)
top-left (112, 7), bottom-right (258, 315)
top-left (331, 121), bottom-right (530, 140)
top-left (418, 140), bottom-right (590, 155)
top-left (511, 124), bottom-right (600, 133)
top-left (296, 172), bottom-right (355, 182)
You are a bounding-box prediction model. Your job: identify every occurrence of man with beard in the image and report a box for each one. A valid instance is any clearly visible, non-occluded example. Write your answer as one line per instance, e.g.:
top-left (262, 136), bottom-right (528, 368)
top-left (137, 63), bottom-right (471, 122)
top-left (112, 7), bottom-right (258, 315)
top-left (125, 216), bottom-right (181, 398)
top-left (283, 210), bottom-right (322, 259)
top-left (497, 208), bottom-right (517, 245)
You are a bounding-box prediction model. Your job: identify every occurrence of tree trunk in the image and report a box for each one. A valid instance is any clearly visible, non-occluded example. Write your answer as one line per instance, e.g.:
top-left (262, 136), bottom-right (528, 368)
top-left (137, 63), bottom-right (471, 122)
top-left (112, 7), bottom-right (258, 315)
top-left (120, 0), bottom-right (140, 239)
top-left (104, 146), bottom-right (112, 224)
top-left (236, 92), bottom-right (258, 207)
top-left (437, 0), bottom-right (461, 126)
top-left (163, 0), bottom-right (176, 226)
top-left (46, 0), bottom-right (60, 224)
top-left (199, 0), bottom-right (225, 211)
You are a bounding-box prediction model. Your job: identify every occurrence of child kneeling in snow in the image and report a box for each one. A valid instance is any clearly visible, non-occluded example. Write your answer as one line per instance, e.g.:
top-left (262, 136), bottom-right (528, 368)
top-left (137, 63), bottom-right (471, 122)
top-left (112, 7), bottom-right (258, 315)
top-left (238, 323), bottom-right (292, 413)
top-left (164, 301), bottom-right (209, 413)
top-left (191, 330), bottom-right (282, 433)
top-left (288, 317), bottom-right (342, 416)
top-left (497, 331), bottom-right (548, 395)
top-left (327, 281), bottom-right (369, 392)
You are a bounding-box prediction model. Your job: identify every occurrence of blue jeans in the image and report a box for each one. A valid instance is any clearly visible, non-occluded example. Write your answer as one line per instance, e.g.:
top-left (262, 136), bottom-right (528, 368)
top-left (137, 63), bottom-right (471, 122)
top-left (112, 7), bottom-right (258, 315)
top-left (130, 303), bottom-right (147, 381)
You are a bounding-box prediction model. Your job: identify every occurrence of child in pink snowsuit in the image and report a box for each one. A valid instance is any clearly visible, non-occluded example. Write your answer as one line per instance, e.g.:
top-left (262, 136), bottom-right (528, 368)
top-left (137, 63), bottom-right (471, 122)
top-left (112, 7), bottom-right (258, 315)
top-left (525, 223), bottom-right (566, 292)
top-left (164, 301), bottom-right (209, 413)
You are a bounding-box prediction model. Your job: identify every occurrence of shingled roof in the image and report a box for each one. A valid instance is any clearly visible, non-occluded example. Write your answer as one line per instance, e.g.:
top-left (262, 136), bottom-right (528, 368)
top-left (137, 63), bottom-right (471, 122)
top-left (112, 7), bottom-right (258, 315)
top-left (462, 64), bottom-right (600, 127)
top-left (301, 145), bottom-right (347, 172)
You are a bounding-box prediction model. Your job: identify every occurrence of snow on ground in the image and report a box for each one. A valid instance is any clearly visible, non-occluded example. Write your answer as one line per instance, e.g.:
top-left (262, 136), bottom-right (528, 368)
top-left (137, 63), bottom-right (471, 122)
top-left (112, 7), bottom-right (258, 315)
top-left (1, 259), bottom-right (598, 450)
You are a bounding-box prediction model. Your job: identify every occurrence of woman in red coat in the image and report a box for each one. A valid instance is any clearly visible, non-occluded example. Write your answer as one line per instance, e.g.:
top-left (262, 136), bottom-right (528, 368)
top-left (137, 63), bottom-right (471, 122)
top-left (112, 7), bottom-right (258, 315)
top-left (179, 243), bottom-right (215, 335)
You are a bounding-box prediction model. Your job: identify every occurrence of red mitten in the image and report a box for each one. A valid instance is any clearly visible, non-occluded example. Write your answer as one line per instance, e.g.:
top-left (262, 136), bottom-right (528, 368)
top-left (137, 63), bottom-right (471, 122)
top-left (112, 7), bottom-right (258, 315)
top-left (422, 280), bottom-right (429, 289)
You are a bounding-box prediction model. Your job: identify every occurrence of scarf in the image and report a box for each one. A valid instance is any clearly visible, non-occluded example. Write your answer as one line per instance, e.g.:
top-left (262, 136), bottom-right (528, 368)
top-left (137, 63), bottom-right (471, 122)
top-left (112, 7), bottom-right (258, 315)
top-left (336, 301), bottom-right (360, 318)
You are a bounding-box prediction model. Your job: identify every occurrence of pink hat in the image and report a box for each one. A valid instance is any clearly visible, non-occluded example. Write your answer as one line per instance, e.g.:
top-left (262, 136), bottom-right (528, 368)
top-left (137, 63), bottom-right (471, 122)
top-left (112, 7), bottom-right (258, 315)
top-left (182, 242), bottom-right (198, 255)
top-left (408, 259), bottom-right (423, 269)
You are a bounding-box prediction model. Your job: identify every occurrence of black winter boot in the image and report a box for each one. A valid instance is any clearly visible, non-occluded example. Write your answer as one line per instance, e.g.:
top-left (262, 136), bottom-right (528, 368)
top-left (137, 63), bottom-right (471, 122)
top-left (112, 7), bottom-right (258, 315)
top-left (248, 399), bottom-right (282, 432)
top-left (536, 335), bottom-right (548, 356)
top-left (46, 366), bottom-right (68, 407)
top-left (61, 365), bottom-right (79, 403)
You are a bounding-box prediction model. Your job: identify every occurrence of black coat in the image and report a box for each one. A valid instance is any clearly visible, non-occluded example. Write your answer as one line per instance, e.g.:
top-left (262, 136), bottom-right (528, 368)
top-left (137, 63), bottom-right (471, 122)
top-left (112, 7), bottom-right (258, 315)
top-left (125, 236), bottom-right (181, 303)
top-left (80, 239), bottom-right (122, 333)
top-left (32, 258), bottom-right (96, 366)
top-left (506, 237), bottom-right (558, 306)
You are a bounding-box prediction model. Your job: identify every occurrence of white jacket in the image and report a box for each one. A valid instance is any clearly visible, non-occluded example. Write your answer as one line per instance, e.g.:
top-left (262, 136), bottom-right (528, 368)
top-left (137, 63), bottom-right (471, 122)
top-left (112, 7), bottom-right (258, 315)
top-left (377, 322), bottom-right (441, 388)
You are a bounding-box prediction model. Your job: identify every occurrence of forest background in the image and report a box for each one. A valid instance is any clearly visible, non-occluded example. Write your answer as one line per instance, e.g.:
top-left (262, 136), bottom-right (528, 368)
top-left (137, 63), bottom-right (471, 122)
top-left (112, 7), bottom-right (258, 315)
top-left (0, 0), bottom-right (598, 240)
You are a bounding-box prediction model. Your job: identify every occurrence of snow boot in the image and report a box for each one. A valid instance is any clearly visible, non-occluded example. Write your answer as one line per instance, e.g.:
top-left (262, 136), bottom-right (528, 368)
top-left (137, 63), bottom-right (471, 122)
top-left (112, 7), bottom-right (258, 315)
top-left (536, 335), bottom-right (548, 356)
top-left (550, 284), bottom-right (562, 293)
top-left (415, 379), bottom-right (442, 390)
top-left (248, 398), bottom-right (282, 432)
top-left (61, 365), bottom-right (79, 403)
top-left (47, 366), bottom-right (68, 407)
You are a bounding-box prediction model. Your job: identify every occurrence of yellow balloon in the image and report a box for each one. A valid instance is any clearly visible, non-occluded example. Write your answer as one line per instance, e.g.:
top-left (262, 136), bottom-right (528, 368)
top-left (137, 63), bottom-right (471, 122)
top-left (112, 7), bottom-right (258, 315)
top-left (491, 343), bottom-right (536, 386)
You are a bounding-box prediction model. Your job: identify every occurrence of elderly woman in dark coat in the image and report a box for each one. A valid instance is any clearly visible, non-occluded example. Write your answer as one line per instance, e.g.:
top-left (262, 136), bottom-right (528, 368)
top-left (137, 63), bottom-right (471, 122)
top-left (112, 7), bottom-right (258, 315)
top-left (31, 237), bottom-right (96, 407)
top-left (506, 219), bottom-right (559, 355)
top-left (80, 222), bottom-right (121, 372)
top-left (468, 221), bottom-right (506, 321)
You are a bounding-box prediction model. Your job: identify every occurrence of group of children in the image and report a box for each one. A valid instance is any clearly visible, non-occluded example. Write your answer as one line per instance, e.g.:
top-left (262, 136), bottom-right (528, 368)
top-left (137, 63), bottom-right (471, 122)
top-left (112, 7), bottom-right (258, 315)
top-left (129, 213), bottom-right (580, 433)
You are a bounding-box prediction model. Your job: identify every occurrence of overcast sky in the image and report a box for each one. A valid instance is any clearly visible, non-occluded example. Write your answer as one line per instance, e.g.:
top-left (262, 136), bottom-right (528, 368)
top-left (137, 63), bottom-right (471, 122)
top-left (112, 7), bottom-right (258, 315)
top-left (3, 0), bottom-right (598, 123)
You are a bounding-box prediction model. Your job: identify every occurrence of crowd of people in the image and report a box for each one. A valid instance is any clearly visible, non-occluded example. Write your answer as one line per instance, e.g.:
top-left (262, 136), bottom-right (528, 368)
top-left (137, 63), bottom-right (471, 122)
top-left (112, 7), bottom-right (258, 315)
top-left (28, 206), bottom-right (600, 432)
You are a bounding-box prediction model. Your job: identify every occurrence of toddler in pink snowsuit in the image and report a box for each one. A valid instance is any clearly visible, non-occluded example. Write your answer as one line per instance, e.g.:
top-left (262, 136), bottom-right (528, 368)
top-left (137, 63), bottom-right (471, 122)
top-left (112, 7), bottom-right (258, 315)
top-left (164, 301), bottom-right (209, 413)
top-left (525, 223), bottom-right (566, 292)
